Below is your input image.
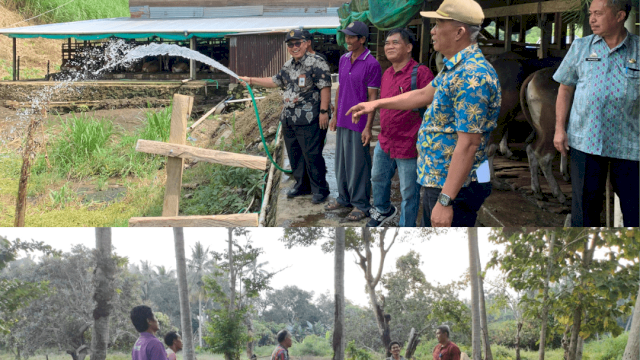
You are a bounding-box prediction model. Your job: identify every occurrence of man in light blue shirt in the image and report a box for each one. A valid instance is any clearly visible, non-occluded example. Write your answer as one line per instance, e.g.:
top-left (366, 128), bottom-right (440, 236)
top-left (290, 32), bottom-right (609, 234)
top-left (553, 0), bottom-right (638, 226)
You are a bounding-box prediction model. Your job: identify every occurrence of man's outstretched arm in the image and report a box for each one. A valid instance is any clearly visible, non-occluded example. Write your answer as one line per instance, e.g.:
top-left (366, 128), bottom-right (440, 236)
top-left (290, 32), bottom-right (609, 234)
top-left (347, 83), bottom-right (436, 122)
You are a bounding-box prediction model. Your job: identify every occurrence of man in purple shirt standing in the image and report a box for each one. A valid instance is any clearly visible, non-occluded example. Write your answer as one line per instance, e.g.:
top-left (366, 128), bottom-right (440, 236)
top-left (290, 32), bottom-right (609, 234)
top-left (130, 305), bottom-right (167, 360)
top-left (367, 28), bottom-right (434, 227)
top-left (326, 21), bottom-right (382, 222)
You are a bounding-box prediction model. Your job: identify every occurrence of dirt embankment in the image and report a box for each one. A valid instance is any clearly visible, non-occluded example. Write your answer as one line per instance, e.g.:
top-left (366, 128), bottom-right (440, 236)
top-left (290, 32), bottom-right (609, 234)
top-left (0, 3), bottom-right (64, 80)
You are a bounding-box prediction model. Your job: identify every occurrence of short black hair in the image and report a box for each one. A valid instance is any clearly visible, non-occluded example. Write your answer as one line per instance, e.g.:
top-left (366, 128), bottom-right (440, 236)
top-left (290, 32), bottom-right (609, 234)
top-left (606, 0), bottom-right (632, 21)
top-left (302, 30), bottom-right (314, 41)
top-left (436, 325), bottom-right (450, 337)
top-left (277, 329), bottom-right (290, 343)
top-left (130, 305), bottom-right (154, 333)
top-left (386, 28), bottom-right (416, 48)
top-left (164, 331), bottom-right (179, 347)
top-left (389, 341), bottom-right (401, 350)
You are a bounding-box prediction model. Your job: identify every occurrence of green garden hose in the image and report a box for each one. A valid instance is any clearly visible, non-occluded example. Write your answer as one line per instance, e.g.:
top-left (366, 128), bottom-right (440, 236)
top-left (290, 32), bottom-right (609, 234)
top-left (239, 79), bottom-right (292, 174)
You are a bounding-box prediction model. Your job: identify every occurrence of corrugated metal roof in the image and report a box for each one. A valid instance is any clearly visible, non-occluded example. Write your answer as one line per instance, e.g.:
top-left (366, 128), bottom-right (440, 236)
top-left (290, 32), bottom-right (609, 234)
top-left (262, 6), bottom-right (339, 17)
top-left (0, 16), bottom-right (339, 37)
top-left (150, 7), bottom-right (204, 18)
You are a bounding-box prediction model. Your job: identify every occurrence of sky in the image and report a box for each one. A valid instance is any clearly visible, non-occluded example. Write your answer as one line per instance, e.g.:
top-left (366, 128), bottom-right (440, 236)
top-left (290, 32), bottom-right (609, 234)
top-left (3, 227), bottom-right (504, 307)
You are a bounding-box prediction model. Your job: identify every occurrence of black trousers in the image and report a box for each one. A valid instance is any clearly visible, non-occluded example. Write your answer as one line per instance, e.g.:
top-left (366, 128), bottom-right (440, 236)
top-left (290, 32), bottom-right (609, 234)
top-left (420, 182), bottom-right (492, 227)
top-left (282, 118), bottom-right (330, 197)
top-left (570, 147), bottom-right (639, 227)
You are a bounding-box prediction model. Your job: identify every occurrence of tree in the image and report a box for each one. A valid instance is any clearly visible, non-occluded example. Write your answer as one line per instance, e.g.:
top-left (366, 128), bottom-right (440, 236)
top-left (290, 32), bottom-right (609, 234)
top-left (538, 230), bottom-right (556, 360)
top-left (174, 227), bottom-right (196, 360)
top-left (1, 244), bottom-right (140, 359)
top-left (91, 228), bottom-right (115, 360)
top-left (333, 227), bottom-right (346, 360)
top-left (380, 250), bottom-right (468, 359)
top-left (473, 233), bottom-right (493, 360)
top-left (622, 284), bottom-right (640, 360)
top-left (188, 241), bottom-right (215, 348)
top-left (0, 237), bottom-right (56, 335)
top-left (282, 228), bottom-right (444, 356)
top-left (468, 228), bottom-right (482, 360)
top-left (205, 228), bottom-right (276, 360)
top-left (486, 277), bottom-right (530, 360)
top-left (489, 228), bottom-right (639, 360)
top-left (261, 286), bottom-right (321, 326)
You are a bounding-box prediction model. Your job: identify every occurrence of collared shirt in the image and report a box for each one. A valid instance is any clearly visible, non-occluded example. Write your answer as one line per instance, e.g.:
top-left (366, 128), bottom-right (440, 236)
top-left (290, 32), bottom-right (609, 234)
top-left (272, 53), bottom-right (332, 126)
top-left (131, 333), bottom-right (167, 360)
top-left (380, 58), bottom-right (435, 158)
top-left (387, 355), bottom-right (407, 360)
top-left (336, 48), bottom-right (382, 133)
top-left (432, 341), bottom-right (461, 360)
top-left (271, 344), bottom-right (289, 360)
top-left (416, 43), bottom-right (501, 188)
top-left (553, 32), bottom-right (639, 161)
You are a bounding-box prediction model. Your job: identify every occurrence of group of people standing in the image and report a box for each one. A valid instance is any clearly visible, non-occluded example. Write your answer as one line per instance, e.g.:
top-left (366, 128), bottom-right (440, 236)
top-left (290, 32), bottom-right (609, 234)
top-left (240, 0), bottom-right (638, 227)
top-left (272, 325), bottom-right (462, 360)
top-left (240, 0), bottom-right (501, 227)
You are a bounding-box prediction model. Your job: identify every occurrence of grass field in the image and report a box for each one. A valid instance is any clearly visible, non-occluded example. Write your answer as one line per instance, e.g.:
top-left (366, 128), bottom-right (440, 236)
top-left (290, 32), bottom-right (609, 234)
top-left (4, 0), bottom-right (129, 24)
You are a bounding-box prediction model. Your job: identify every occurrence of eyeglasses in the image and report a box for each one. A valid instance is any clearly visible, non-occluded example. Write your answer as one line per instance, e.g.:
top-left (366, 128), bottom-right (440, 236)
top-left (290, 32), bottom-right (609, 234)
top-left (287, 41), bottom-right (303, 48)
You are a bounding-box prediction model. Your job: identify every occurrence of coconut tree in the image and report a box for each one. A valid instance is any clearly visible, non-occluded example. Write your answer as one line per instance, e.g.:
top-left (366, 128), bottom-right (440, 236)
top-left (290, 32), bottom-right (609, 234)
top-left (91, 228), bottom-right (115, 360)
top-left (468, 228), bottom-right (482, 360)
top-left (333, 227), bottom-right (346, 360)
top-left (188, 241), bottom-right (215, 348)
top-left (174, 227), bottom-right (196, 360)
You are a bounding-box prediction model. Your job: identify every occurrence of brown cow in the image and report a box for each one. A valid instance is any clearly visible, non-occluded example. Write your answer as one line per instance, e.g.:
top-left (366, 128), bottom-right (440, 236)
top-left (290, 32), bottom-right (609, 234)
top-left (171, 60), bottom-right (189, 73)
top-left (520, 67), bottom-right (570, 204)
top-left (142, 56), bottom-right (160, 73)
top-left (485, 52), bottom-right (564, 187)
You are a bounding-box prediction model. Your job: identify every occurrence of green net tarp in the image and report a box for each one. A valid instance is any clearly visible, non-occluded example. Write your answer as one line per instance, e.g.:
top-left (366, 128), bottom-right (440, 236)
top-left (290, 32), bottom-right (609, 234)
top-left (336, 0), bottom-right (423, 46)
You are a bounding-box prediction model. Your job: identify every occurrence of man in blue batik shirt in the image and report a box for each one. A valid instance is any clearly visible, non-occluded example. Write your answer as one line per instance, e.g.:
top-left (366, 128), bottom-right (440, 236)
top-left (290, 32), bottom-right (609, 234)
top-left (553, 0), bottom-right (638, 226)
top-left (347, 0), bottom-right (501, 227)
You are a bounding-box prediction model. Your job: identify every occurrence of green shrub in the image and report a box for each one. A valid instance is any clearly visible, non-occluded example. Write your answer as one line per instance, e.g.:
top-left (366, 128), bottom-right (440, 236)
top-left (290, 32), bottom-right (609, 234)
top-left (139, 105), bottom-right (173, 142)
top-left (488, 320), bottom-right (562, 351)
top-left (583, 333), bottom-right (628, 360)
top-left (38, 112), bottom-right (114, 178)
top-left (346, 341), bottom-right (375, 360)
top-left (288, 335), bottom-right (332, 357)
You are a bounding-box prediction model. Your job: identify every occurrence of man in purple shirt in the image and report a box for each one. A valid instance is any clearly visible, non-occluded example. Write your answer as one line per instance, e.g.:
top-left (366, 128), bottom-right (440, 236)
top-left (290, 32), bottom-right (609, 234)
top-left (326, 21), bottom-right (382, 222)
top-left (130, 305), bottom-right (167, 360)
top-left (368, 28), bottom-right (434, 227)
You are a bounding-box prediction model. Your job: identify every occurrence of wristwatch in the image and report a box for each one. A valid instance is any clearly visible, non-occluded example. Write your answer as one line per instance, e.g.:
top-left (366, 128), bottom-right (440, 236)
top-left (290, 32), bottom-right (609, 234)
top-left (437, 192), bottom-right (453, 207)
top-left (319, 109), bottom-right (329, 114)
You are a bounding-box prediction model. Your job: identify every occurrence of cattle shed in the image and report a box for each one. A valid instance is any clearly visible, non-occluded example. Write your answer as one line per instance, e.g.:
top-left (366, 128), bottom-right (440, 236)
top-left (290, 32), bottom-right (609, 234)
top-left (335, 0), bottom-right (638, 74)
top-left (0, 1), bottom-right (341, 81)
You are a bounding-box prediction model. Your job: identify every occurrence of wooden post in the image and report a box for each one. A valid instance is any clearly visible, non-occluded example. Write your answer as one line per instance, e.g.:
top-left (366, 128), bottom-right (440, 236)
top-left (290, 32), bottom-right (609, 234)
top-left (519, 15), bottom-right (526, 42)
top-left (190, 37), bottom-right (196, 80)
top-left (538, 14), bottom-right (552, 59)
top-left (162, 94), bottom-right (193, 217)
top-left (17, 56), bottom-right (20, 81)
top-left (12, 38), bottom-right (16, 81)
top-left (504, 16), bottom-right (513, 51)
top-left (14, 117), bottom-right (39, 226)
top-left (420, 3), bottom-right (433, 64)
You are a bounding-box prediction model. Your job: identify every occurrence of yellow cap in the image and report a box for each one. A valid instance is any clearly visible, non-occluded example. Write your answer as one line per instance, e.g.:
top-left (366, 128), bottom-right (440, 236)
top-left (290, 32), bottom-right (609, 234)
top-left (420, 0), bottom-right (484, 26)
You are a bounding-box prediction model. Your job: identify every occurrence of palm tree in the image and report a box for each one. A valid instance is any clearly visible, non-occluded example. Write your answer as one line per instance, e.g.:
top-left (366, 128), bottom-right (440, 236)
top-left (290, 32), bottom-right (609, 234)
top-left (187, 241), bottom-right (215, 348)
top-left (91, 228), bottom-right (114, 360)
top-left (174, 227), bottom-right (196, 360)
top-left (468, 228), bottom-right (482, 360)
top-left (135, 260), bottom-right (158, 301)
top-left (333, 227), bottom-right (345, 360)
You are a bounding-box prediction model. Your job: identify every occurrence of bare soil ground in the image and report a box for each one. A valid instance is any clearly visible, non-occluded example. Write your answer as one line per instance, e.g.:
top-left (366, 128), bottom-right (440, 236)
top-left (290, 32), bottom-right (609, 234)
top-left (0, 4), bottom-right (64, 80)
